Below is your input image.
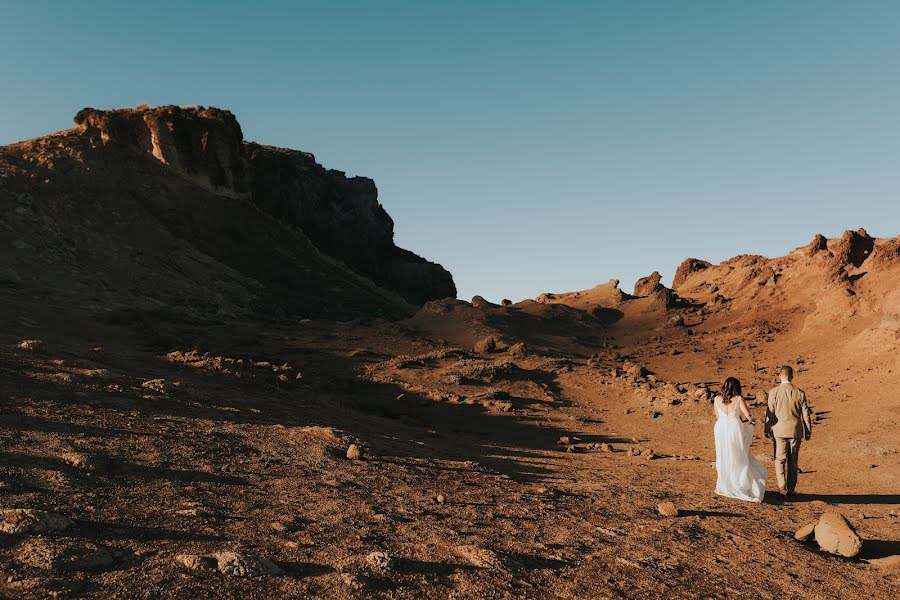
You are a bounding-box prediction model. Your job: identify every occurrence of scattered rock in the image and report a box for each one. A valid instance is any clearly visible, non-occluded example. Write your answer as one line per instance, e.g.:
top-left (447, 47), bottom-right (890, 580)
top-left (0, 509), bottom-right (73, 534)
top-left (60, 451), bottom-right (110, 472)
top-left (669, 314), bottom-right (685, 327)
top-left (814, 512), bottom-right (863, 558)
top-left (175, 553), bottom-right (217, 571)
top-left (657, 502), bottom-right (679, 517)
top-left (435, 494), bottom-right (445, 504)
top-left (215, 551), bottom-right (284, 577)
top-left (454, 545), bottom-right (506, 569)
top-left (365, 551), bottom-right (394, 574)
top-left (346, 444), bottom-right (362, 460)
top-left (501, 299), bottom-right (512, 306)
top-left (141, 379), bottom-right (175, 394)
top-left (16, 339), bottom-right (45, 352)
top-left (794, 522), bottom-right (816, 541)
top-left (473, 336), bottom-right (497, 354)
top-left (17, 538), bottom-right (113, 572)
top-left (507, 342), bottom-right (528, 358)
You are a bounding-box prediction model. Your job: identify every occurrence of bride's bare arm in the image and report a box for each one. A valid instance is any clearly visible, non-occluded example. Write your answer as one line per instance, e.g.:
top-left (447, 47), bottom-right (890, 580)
top-left (738, 398), bottom-right (754, 423)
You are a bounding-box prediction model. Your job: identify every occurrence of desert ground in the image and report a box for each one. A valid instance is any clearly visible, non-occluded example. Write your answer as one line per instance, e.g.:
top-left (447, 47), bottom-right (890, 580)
top-left (0, 106), bottom-right (898, 598)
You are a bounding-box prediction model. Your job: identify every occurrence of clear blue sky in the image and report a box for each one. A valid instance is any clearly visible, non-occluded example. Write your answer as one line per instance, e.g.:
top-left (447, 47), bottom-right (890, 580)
top-left (3, 1), bottom-right (899, 302)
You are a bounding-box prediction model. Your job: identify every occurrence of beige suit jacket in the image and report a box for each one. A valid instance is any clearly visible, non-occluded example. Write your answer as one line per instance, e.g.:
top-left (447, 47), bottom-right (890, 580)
top-left (766, 382), bottom-right (812, 439)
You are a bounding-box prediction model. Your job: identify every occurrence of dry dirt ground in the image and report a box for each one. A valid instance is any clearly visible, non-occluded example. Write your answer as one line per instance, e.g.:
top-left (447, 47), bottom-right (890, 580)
top-left (1, 265), bottom-right (899, 598)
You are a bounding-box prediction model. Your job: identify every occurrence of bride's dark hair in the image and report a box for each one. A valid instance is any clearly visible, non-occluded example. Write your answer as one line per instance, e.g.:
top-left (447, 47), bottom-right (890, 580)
top-left (721, 377), bottom-right (742, 404)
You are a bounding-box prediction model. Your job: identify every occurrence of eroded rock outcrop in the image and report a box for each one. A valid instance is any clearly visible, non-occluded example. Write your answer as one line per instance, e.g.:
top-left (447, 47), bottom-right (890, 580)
top-left (75, 105), bottom-right (249, 197)
top-left (633, 271), bottom-right (664, 297)
top-left (71, 105), bottom-right (455, 306)
top-left (831, 228), bottom-right (874, 268)
top-left (672, 258), bottom-right (711, 289)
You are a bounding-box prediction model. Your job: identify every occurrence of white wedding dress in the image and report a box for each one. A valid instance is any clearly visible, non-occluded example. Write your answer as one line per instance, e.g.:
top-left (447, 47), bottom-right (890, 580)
top-left (713, 396), bottom-right (767, 502)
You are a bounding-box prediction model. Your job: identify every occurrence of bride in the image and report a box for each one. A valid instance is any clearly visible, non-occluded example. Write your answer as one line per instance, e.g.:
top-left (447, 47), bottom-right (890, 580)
top-left (713, 377), bottom-right (767, 502)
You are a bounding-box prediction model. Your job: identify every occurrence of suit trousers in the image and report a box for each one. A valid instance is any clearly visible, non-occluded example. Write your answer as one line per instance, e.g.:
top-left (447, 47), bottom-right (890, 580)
top-left (774, 437), bottom-right (802, 492)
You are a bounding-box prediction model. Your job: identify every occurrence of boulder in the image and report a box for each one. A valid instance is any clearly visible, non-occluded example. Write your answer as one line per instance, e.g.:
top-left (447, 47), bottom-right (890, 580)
top-left (471, 295), bottom-right (492, 308)
top-left (473, 336), bottom-right (497, 354)
top-left (214, 551), bottom-right (284, 577)
top-left (657, 501), bottom-right (679, 517)
top-left (507, 342), bottom-right (528, 358)
top-left (365, 551), bottom-right (394, 574)
top-left (794, 522), bottom-right (816, 541)
top-left (346, 444), bottom-right (362, 460)
top-left (814, 512), bottom-right (862, 558)
top-left (16, 339), bottom-right (45, 352)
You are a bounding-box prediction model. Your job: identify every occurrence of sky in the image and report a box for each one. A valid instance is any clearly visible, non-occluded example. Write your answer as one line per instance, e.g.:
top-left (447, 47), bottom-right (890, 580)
top-left (2, 1), bottom-right (900, 302)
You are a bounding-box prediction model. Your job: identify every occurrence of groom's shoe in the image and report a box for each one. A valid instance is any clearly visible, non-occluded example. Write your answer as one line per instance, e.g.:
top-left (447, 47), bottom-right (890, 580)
top-left (778, 487), bottom-right (788, 496)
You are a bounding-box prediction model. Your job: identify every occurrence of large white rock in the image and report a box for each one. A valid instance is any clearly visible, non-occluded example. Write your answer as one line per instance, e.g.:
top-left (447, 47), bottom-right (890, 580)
top-left (814, 512), bottom-right (862, 558)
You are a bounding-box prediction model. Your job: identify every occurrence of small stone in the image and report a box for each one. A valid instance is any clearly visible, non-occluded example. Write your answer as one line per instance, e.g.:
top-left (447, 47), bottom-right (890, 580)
top-left (507, 342), bottom-right (528, 358)
top-left (60, 451), bottom-right (109, 472)
top-left (0, 509), bottom-right (73, 534)
top-left (473, 336), bottom-right (497, 353)
top-left (814, 512), bottom-right (863, 558)
top-left (215, 551), bottom-right (284, 577)
top-left (501, 299), bottom-right (512, 307)
top-left (141, 379), bottom-right (173, 394)
top-left (669, 314), bottom-right (685, 327)
top-left (16, 339), bottom-right (45, 352)
top-left (657, 501), bottom-right (679, 517)
top-left (436, 494), bottom-right (445, 504)
top-left (346, 444), bottom-right (362, 460)
top-left (794, 522), bottom-right (816, 541)
top-left (365, 551), bottom-right (394, 574)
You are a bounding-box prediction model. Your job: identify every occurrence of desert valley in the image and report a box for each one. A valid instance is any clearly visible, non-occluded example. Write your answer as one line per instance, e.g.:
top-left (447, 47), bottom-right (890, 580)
top-left (0, 106), bottom-right (898, 599)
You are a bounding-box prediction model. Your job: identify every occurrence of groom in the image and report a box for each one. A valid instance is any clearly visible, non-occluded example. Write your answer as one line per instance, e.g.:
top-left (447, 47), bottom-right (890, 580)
top-left (764, 366), bottom-right (813, 496)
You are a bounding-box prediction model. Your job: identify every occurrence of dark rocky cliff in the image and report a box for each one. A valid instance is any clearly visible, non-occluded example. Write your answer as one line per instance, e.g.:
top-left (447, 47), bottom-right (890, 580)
top-left (73, 105), bottom-right (456, 305)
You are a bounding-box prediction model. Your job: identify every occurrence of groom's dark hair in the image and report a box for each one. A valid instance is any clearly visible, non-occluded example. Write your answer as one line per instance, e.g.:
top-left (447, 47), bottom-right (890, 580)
top-left (780, 365), bottom-right (793, 380)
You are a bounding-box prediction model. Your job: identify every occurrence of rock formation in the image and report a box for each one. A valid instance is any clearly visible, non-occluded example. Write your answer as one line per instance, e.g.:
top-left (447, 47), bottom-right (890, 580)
top-left (633, 271), bottom-right (664, 297)
top-left (672, 258), bottom-right (711, 289)
top-left (71, 104), bottom-right (455, 306)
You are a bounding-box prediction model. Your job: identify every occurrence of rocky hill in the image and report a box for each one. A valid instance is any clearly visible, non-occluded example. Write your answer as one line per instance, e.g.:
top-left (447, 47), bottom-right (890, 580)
top-left (0, 105), bottom-right (455, 324)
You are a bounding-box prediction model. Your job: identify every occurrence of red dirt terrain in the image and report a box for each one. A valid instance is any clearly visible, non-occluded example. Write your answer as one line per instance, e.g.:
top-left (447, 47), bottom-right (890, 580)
top-left (1, 107), bottom-right (898, 598)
